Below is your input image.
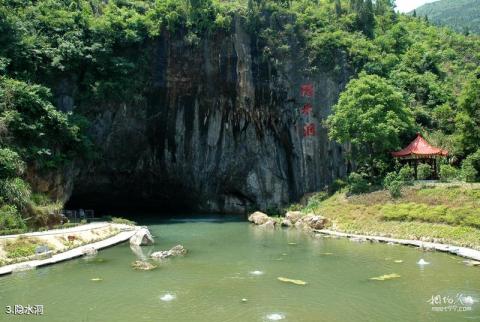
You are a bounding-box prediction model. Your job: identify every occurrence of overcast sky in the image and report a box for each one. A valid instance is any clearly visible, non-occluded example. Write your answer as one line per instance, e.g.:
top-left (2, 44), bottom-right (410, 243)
top-left (395, 0), bottom-right (440, 13)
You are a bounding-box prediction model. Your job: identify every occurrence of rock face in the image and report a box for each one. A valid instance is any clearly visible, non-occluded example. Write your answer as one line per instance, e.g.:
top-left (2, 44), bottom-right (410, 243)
top-left (151, 245), bottom-right (187, 259)
top-left (129, 228), bottom-right (154, 246)
top-left (61, 18), bottom-right (350, 214)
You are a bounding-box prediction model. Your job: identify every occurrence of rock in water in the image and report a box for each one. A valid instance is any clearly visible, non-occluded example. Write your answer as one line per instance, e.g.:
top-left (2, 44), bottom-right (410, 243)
top-left (129, 228), bottom-right (154, 246)
top-left (131, 261), bottom-right (157, 271)
top-left (285, 211), bottom-right (302, 224)
top-left (248, 211), bottom-right (270, 225)
top-left (151, 245), bottom-right (187, 259)
top-left (151, 251), bottom-right (171, 259)
top-left (281, 219), bottom-right (292, 227)
top-left (169, 245), bottom-right (187, 256)
top-left (259, 220), bottom-right (276, 229)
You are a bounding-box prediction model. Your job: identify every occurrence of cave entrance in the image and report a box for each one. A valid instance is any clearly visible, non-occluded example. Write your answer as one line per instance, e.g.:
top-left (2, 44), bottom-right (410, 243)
top-left (64, 181), bottom-right (202, 222)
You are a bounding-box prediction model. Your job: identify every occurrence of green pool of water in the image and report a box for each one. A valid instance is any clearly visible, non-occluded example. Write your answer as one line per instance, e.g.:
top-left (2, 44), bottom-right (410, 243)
top-left (1, 217), bottom-right (479, 322)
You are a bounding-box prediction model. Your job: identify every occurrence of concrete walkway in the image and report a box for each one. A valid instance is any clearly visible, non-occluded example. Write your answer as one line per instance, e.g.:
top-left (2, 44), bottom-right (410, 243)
top-left (316, 229), bottom-right (480, 261)
top-left (0, 222), bottom-right (112, 240)
top-left (0, 224), bottom-right (140, 276)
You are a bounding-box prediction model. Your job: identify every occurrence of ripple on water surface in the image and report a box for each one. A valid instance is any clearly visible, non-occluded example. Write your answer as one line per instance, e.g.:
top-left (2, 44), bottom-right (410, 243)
top-left (249, 270), bottom-right (265, 276)
top-left (160, 293), bottom-right (176, 302)
top-left (265, 313), bottom-right (286, 321)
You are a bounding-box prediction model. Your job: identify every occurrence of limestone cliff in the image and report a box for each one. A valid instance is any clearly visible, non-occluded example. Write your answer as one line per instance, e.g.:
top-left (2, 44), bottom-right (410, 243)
top-left (64, 19), bottom-right (349, 214)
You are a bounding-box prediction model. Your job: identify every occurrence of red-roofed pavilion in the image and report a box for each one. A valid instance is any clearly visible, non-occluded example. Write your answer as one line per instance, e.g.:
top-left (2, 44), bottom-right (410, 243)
top-left (392, 133), bottom-right (448, 179)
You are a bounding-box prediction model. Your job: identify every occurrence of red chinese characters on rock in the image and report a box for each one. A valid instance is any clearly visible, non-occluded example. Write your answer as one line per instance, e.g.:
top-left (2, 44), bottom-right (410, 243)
top-left (301, 103), bottom-right (313, 115)
top-left (300, 83), bottom-right (314, 97)
top-left (303, 123), bottom-right (316, 137)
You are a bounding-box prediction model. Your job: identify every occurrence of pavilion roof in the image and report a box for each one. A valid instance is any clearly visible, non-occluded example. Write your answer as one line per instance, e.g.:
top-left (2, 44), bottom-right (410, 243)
top-left (392, 133), bottom-right (448, 158)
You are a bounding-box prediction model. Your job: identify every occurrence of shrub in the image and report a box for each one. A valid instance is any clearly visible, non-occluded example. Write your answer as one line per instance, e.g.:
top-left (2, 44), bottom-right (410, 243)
top-left (461, 150), bottom-right (480, 182)
top-left (0, 228), bottom-right (27, 236)
top-left (383, 172), bottom-right (404, 198)
top-left (111, 217), bottom-right (136, 226)
top-left (0, 178), bottom-right (31, 209)
top-left (387, 179), bottom-right (403, 198)
top-left (347, 172), bottom-right (369, 195)
top-left (383, 171), bottom-right (398, 188)
top-left (304, 192), bottom-right (329, 211)
top-left (439, 164), bottom-right (458, 182)
top-left (461, 161), bottom-right (478, 183)
top-left (398, 165), bottom-right (414, 185)
top-left (284, 203), bottom-right (303, 212)
top-left (0, 204), bottom-right (26, 230)
top-left (0, 148), bottom-right (25, 178)
top-left (417, 163), bottom-right (433, 180)
top-left (330, 179), bottom-right (347, 193)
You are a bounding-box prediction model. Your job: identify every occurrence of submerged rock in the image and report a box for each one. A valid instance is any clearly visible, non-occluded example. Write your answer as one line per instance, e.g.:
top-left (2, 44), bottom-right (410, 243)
top-left (369, 273), bottom-right (401, 281)
top-left (464, 260), bottom-right (480, 267)
top-left (129, 228), bottom-right (154, 246)
top-left (131, 261), bottom-right (157, 271)
top-left (277, 277), bottom-right (307, 286)
top-left (151, 245), bottom-right (187, 259)
top-left (294, 220), bottom-right (305, 230)
top-left (258, 220), bottom-right (276, 229)
top-left (90, 277), bottom-right (103, 281)
top-left (248, 211), bottom-right (270, 225)
top-left (169, 245), bottom-right (187, 256)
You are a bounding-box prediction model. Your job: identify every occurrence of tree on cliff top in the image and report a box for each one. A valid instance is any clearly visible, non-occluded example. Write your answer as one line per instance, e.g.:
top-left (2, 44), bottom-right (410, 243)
top-left (326, 73), bottom-right (415, 179)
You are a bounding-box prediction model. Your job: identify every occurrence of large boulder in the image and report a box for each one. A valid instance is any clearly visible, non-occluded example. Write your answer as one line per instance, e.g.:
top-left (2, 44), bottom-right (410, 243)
top-left (281, 219), bottom-right (293, 227)
top-left (169, 245), bottom-right (187, 256)
top-left (129, 228), bottom-right (154, 246)
top-left (248, 211), bottom-right (270, 225)
top-left (301, 214), bottom-right (328, 230)
top-left (151, 245), bottom-right (187, 259)
top-left (285, 211), bottom-right (302, 224)
top-left (131, 261), bottom-right (157, 271)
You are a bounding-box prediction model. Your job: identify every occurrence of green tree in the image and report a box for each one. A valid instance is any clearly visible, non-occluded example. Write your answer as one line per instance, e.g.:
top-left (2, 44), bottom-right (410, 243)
top-left (327, 73), bottom-right (415, 179)
top-left (455, 68), bottom-right (480, 156)
top-left (0, 148), bottom-right (25, 178)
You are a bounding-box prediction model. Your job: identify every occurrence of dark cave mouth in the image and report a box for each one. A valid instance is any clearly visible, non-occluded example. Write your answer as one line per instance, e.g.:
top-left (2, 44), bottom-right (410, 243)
top-left (64, 187), bottom-right (203, 220)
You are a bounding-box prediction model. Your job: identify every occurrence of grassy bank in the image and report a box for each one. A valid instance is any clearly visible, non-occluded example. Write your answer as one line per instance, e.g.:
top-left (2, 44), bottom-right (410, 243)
top-left (295, 183), bottom-right (480, 249)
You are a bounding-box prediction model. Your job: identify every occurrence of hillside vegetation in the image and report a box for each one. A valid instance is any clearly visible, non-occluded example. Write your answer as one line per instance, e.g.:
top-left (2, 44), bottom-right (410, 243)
top-left (299, 184), bottom-right (480, 248)
top-left (0, 0), bottom-right (479, 231)
top-left (414, 0), bottom-right (480, 34)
